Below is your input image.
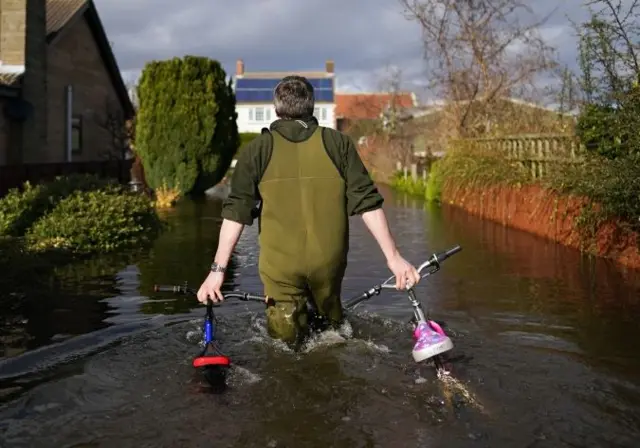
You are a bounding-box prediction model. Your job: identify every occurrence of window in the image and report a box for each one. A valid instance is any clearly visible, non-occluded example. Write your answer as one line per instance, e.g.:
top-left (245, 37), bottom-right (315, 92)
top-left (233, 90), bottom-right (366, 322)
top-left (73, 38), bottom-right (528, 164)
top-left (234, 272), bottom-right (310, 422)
top-left (321, 108), bottom-right (327, 121)
top-left (314, 107), bottom-right (319, 118)
top-left (249, 107), bottom-right (273, 122)
top-left (71, 116), bottom-right (82, 154)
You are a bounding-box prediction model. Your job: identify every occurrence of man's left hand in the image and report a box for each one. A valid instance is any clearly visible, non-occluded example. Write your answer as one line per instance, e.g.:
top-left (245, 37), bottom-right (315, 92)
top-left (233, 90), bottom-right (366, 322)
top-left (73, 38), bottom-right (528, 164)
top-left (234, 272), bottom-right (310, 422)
top-left (387, 252), bottom-right (420, 290)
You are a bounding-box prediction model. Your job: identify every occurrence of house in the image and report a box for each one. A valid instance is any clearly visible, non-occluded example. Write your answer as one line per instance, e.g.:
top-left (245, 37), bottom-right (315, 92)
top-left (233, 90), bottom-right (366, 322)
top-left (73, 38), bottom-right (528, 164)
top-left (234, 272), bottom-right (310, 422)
top-left (233, 59), bottom-right (336, 132)
top-left (0, 0), bottom-right (134, 166)
top-left (334, 92), bottom-right (417, 132)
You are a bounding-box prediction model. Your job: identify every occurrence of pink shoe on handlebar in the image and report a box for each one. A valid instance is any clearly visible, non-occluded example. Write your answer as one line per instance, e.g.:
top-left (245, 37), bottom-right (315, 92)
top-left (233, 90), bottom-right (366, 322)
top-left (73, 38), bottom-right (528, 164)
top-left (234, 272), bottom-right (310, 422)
top-left (412, 321), bottom-right (453, 362)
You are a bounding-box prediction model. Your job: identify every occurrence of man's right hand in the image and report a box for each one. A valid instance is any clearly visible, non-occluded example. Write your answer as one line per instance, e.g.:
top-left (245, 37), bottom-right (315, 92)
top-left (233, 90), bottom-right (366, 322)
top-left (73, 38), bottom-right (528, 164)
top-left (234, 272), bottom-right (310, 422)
top-left (196, 271), bottom-right (225, 304)
top-left (387, 252), bottom-right (420, 290)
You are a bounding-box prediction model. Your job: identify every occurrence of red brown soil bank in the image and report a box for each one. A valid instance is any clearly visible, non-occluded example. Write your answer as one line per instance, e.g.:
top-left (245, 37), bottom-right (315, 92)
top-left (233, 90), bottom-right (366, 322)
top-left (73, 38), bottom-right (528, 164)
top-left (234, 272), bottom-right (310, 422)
top-left (442, 182), bottom-right (640, 270)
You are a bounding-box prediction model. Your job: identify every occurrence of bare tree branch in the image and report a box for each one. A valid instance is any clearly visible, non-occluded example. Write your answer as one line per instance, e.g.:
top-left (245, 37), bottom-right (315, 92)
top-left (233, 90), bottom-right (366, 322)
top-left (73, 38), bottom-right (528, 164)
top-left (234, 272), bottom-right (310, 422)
top-left (399, 0), bottom-right (559, 137)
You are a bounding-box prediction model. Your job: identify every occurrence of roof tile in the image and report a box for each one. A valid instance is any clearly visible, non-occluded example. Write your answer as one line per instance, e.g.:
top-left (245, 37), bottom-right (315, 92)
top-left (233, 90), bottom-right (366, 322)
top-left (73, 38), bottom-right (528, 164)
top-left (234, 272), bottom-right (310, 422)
top-left (46, 0), bottom-right (87, 37)
top-left (335, 93), bottom-right (416, 120)
top-left (0, 1), bottom-right (87, 87)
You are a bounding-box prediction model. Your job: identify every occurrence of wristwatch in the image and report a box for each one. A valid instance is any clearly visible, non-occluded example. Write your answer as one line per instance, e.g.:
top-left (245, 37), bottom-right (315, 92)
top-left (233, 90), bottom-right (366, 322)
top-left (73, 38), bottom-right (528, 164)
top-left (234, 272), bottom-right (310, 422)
top-left (210, 262), bottom-right (226, 273)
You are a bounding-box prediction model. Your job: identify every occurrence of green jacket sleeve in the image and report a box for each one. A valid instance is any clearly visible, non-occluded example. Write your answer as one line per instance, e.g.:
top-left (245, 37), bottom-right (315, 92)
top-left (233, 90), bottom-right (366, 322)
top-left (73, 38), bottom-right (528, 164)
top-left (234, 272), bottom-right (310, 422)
top-left (343, 137), bottom-right (384, 215)
top-left (221, 135), bottom-right (269, 225)
top-left (323, 128), bottom-right (384, 215)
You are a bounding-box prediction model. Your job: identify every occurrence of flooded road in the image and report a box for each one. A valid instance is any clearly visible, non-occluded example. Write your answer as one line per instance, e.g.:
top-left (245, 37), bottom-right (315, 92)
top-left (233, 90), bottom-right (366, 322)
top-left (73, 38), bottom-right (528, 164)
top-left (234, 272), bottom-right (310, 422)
top-left (1, 185), bottom-right (640, 447)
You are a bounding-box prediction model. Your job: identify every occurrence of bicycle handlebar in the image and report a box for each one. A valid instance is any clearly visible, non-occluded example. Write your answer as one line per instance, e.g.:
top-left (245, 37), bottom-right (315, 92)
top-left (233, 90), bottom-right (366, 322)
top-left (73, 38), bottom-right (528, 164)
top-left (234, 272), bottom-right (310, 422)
top-left (154, 244), bottom-right (462, 310)
top-left (343, 244), bottom-right (462, 309)
top-left (153, 284), bottom-right (270, 304)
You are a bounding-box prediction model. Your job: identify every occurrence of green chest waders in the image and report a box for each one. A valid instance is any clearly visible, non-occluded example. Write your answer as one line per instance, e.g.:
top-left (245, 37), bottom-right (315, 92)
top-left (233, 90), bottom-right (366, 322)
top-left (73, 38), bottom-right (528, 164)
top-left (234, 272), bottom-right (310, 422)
top-left (258, 127), bottom-right (348, 346)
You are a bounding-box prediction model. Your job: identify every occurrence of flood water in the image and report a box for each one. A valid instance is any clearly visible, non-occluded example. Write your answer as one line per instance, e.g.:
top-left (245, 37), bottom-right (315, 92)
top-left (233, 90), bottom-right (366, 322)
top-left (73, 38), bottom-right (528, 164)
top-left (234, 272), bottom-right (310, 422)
top-left (1, 185), bottom-right (640, 447)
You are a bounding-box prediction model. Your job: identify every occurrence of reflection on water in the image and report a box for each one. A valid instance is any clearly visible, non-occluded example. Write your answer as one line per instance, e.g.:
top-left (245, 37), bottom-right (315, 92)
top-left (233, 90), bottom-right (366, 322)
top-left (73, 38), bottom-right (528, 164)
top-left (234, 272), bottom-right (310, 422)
top-left (1, 186), bottom-right (640, 447)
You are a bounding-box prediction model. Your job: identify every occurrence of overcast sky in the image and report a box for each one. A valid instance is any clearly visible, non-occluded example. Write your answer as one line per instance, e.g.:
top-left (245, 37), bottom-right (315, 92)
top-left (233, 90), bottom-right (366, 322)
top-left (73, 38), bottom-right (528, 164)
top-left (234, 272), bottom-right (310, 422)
top-left (96, 0), bottom-right (592, 97)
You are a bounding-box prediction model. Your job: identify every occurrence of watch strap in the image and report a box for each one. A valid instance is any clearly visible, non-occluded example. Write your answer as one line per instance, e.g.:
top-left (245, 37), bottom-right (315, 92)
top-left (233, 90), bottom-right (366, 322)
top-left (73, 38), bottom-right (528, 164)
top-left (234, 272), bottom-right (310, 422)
top-left (210, 262), bottom-right (226, 273)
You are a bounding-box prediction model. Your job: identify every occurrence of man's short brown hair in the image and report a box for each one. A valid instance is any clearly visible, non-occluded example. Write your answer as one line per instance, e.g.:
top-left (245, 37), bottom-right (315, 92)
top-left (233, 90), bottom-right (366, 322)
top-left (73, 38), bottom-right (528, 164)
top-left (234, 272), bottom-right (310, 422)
top-left (274, 76), bottom-right (315, 119)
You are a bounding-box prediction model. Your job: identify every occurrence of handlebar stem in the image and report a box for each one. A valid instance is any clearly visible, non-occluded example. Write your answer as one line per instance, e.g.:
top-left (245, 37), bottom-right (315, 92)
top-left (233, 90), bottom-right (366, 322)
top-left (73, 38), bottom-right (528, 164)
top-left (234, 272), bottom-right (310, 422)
top-left (407, 289), bottom-right (427, 323)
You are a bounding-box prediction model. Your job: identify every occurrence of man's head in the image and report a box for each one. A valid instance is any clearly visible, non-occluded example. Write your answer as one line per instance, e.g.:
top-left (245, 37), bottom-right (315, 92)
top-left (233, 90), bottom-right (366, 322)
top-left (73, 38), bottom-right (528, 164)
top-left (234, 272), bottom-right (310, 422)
top-left (274, 76), bottom-right (315, 120)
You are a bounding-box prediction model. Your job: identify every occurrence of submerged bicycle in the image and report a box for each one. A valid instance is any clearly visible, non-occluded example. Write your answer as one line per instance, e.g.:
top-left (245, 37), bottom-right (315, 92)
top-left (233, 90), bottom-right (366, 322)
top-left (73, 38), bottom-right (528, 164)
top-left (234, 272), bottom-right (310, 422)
top-left (344, 244), bottom-right (462, 375)
top-left (154, 244), bottom-right (462, 388)
top-left (153, 283), bottom-right (272, 391)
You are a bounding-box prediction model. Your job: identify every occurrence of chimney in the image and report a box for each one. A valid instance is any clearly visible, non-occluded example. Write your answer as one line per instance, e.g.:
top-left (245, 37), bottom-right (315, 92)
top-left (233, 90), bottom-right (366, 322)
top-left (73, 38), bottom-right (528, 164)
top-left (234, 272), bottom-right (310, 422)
top-left (0, 0), bottom-right (48, 163)
top-left (325, 60), bottom-right (334, 73)
top-left (236, 59), bottom-right (244, 76)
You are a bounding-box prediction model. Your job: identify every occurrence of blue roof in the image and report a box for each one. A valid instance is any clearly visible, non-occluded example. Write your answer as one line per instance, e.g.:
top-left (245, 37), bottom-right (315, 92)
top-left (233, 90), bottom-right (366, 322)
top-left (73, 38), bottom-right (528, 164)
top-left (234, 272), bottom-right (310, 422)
top-left (235, 77), bottom-right (334, 103)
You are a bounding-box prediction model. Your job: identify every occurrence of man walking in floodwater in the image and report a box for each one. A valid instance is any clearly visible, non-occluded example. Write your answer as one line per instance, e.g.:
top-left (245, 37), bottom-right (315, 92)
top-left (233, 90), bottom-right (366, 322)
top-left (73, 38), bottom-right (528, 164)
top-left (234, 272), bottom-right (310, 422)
top-left (197, 75), bottom-right (420, 346)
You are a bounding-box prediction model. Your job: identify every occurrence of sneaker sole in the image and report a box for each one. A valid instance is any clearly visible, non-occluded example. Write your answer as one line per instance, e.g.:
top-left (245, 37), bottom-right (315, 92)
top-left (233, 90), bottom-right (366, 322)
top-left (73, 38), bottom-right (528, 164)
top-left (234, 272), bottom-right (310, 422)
top-left (412, 336), bottom-right (454, 362)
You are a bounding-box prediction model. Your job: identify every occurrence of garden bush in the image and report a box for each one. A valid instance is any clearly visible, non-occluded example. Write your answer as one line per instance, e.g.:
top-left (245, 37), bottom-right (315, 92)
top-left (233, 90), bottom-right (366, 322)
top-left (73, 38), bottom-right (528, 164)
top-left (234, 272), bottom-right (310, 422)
top-left (390, 171), bottom-right (428, 196)
top-left (425, 160), bottom-right (444, 202)
top-left (546, 152), bottom-right (640, 231)
top-left (26, 186), bottom-right (162, 255)
top-left (433, 145), bottom-right (530, 190)
top-left (135, 56), bottom-right (240, 197)
top-left (0, 174), bottom-right (114, 237)
top-left (391, 147), bottom-right (530, 202)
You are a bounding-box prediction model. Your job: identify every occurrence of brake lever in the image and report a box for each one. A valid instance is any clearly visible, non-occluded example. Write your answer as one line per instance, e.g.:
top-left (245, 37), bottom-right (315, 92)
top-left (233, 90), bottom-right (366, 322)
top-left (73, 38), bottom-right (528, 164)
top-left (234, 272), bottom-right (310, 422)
top-left (419, 265), bottom-right (439, 281)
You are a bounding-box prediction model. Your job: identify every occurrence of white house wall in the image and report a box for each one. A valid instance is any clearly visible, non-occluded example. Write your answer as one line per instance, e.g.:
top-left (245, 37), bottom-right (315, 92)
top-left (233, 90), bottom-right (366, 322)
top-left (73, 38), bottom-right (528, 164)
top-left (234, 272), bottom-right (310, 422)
top-left (236, 103), bottom-right (336, 133)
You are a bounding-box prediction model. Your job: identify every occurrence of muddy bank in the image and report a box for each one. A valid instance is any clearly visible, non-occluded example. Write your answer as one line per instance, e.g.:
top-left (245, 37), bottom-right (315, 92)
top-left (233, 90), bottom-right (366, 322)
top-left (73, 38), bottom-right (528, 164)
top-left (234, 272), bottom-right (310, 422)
top-left (442, 183), bottom-right (640, 270)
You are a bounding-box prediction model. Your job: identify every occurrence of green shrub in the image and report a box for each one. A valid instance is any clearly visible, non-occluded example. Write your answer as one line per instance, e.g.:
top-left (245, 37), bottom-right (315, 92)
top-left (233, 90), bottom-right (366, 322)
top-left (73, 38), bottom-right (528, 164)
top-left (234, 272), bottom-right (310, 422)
top-left (576, 90), bottom-right (640, 160)
top-left (425, 160), bottom-right (444, 202)
top-left (135, 56), bottom-right (240, 196)
top-left (576, 103), bottom-right (624, 159)
top-left (0, 182), bottom-right (42, 236)
top-left (26, 187), bottom-right (162, 254)
top-left (390, 171), bottom-right (428, 196)
top-left (575, 4), bottom-right (640, 159)
top-left (546, 152), bottom-right (640, 230)
top-left (434, 145), bottom-right (530, 189)
top-left (0, 174), bottom-right (114, 237)
top-left (392, 146), bottom-right (530, 200)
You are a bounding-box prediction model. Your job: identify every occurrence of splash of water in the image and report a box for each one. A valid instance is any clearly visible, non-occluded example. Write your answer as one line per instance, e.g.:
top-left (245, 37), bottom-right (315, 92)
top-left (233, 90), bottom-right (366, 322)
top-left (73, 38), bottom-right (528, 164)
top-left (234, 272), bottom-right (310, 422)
top-left (229, 365), bottom-right (262, 386)
top-left (438, 373), bottom-right (488, 416)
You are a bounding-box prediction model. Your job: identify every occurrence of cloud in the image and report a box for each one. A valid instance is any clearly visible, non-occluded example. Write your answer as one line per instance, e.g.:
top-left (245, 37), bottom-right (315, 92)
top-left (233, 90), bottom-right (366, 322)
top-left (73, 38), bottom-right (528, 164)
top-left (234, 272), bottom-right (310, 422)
top-left (95, 0), bottom-right (591, 96)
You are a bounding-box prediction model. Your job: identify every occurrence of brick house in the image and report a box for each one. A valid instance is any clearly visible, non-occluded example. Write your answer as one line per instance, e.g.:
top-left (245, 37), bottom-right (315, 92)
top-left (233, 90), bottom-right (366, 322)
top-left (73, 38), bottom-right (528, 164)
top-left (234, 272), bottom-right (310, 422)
top-left (0, 0), bottom-right (134, 166)
top-left (334, 92), bottom-right (417, 132)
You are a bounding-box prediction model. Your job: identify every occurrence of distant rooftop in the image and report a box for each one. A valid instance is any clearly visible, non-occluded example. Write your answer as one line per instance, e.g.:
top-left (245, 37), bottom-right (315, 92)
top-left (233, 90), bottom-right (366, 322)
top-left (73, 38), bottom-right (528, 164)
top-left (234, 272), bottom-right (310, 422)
top-left (234, 59), bottom-right (334, 79)
top-left (233, 59), bottom-right (335, 103)
top-left (335, 92), bottom-right (418, 120)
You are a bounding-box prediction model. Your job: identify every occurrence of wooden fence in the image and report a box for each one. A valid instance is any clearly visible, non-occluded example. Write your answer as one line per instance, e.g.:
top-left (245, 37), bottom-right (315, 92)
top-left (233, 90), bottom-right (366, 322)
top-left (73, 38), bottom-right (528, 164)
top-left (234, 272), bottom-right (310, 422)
top-left (398, 134), bottom-right (584, 181)
top-left (449, 134), bottom-right (584, 179)
top-left (396, 161), bottom-right (428, 182)
top-left (0, 159), bottom-right (134, 197)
